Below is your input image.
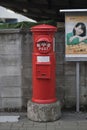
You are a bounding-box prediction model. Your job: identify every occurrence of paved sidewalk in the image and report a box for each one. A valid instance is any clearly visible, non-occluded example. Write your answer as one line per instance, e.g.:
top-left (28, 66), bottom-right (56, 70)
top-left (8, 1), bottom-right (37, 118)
top-left (0, 112), bottom-right (87, 130)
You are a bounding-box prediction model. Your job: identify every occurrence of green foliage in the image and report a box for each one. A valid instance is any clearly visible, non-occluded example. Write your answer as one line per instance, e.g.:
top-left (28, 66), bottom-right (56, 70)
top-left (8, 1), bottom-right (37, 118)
top-left (0, 20), bottom-right (57, 29)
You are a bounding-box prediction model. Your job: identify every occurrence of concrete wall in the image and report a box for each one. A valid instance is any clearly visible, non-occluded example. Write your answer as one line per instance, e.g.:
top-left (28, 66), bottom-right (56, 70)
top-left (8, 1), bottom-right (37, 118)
top-left (21, 31), bottom-right (32, 109)
top-left (0, 28), bottom-right (87, 111)
top-left (0, 30), bottom-right (22, 110)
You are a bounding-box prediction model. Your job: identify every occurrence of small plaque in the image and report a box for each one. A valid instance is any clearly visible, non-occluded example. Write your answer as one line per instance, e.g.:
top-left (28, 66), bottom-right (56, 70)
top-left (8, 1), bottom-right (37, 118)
top-left (37, 56), bottom-right (50, 62)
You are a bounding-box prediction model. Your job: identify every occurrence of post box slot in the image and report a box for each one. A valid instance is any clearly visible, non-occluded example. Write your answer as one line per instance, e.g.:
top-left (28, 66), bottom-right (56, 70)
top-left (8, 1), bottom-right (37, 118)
top-left (42, 73), bottom-right (46, 76)
top-left (36, 64), bottom-right (51, 79)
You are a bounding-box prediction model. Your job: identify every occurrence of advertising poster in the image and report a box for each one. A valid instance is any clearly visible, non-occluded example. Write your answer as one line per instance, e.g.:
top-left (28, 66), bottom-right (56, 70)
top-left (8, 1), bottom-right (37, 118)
top-left (65, 13), bottom-right (87, 60)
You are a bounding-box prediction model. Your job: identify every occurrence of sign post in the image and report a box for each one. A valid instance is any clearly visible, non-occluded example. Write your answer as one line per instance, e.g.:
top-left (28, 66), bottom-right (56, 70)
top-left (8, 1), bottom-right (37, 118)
top-left (60, 9), bottom-right (87, 112)
top-left (76, 62), bottom-right (80, 112)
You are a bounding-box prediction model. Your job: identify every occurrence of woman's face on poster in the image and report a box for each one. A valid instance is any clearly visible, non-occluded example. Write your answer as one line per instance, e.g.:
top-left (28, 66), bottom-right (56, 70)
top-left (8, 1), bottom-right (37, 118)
top-left (75, 25), bottom-right (83, 36)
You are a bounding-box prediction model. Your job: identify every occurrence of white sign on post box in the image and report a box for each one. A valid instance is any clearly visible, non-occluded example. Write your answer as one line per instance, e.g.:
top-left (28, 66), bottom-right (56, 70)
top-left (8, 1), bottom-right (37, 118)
top-left (37, 56), bottom-right (50, 62)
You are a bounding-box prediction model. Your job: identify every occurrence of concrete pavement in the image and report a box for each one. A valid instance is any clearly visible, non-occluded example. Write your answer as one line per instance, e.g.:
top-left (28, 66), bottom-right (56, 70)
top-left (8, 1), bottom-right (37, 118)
top-left (0, 112), bottom-right (87, 130)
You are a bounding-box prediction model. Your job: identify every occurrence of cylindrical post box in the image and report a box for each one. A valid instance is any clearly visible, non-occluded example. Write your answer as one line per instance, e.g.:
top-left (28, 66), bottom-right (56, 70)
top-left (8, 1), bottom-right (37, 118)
top-left (27, 24), bottom-right (61, 121)
top-left (31, 24), bottom-right (57, 104)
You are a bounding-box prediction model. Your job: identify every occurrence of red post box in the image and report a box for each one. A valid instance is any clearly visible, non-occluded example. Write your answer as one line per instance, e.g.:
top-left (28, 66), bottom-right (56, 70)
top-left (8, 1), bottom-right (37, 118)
top-left (31, 24), bottom-right (57, 104)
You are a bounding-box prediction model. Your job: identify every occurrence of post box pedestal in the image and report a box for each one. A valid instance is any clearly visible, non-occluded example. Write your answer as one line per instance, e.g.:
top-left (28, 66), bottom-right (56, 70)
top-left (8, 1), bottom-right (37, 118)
top-left (27, 100), bottom-right (61, 122)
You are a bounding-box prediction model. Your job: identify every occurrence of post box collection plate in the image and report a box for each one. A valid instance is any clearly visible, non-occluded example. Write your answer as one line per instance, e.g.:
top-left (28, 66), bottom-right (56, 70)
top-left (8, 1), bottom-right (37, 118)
top-left (36, 63), bottom-right (51, 79)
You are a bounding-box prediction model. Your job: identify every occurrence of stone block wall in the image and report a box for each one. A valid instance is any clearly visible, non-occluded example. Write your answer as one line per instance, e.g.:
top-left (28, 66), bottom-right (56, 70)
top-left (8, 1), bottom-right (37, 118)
top-left (21, 30), bottom-right (32, 108)
top-left (55, 30), bottom-right (65, 106)
top-left (0, 29), bottom-right (33, 111)
top-left (0, 27), bottom-right (87, 111)
top-left (0, 30), bottom-right (22, 110)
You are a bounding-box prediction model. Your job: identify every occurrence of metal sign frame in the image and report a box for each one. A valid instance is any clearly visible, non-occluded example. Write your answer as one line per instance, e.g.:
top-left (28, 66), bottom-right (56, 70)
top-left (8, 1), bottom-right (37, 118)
top-left (60, 9), bottom-right (87, 112)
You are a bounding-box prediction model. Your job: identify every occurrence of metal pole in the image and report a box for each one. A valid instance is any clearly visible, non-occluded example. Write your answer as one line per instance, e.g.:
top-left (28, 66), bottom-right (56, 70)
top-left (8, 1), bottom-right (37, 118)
top-left (76, 62), bottom-right (80, 112)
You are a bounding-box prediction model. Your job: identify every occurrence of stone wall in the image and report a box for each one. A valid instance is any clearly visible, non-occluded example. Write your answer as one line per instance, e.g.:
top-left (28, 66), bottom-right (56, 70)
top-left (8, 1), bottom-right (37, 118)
top-left (0, 28), bottom-right (87, 111)
top-left (21, 30), bottom-right (32, 109)
top-left (0, 29), bottom-right (22, 110)
top-left (55, 30), bottom-right (65, 106)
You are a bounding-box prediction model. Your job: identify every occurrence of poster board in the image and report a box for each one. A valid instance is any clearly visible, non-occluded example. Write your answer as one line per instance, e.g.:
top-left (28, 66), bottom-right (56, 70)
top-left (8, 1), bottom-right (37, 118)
top-left (65, 12), bottom-right (87, 61)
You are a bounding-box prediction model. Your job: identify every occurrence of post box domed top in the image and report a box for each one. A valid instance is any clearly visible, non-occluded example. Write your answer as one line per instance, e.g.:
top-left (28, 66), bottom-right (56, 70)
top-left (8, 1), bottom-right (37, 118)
top-left (31, 24), bottom-right (57, 32)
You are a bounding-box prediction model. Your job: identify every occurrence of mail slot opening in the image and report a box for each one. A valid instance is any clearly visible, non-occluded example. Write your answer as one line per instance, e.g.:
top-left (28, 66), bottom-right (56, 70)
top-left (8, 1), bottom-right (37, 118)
top-left (36, 63), bottom-right (51, 79)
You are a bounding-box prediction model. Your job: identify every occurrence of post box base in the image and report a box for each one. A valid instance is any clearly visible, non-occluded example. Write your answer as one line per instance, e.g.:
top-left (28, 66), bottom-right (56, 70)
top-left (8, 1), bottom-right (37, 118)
top-left (27, 100), bottom-right (61, 122)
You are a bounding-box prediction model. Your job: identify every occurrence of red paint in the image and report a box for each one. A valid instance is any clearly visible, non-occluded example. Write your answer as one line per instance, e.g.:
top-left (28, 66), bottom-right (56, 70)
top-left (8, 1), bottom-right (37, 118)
top-left (31, 24), bottom-right (57, 104)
